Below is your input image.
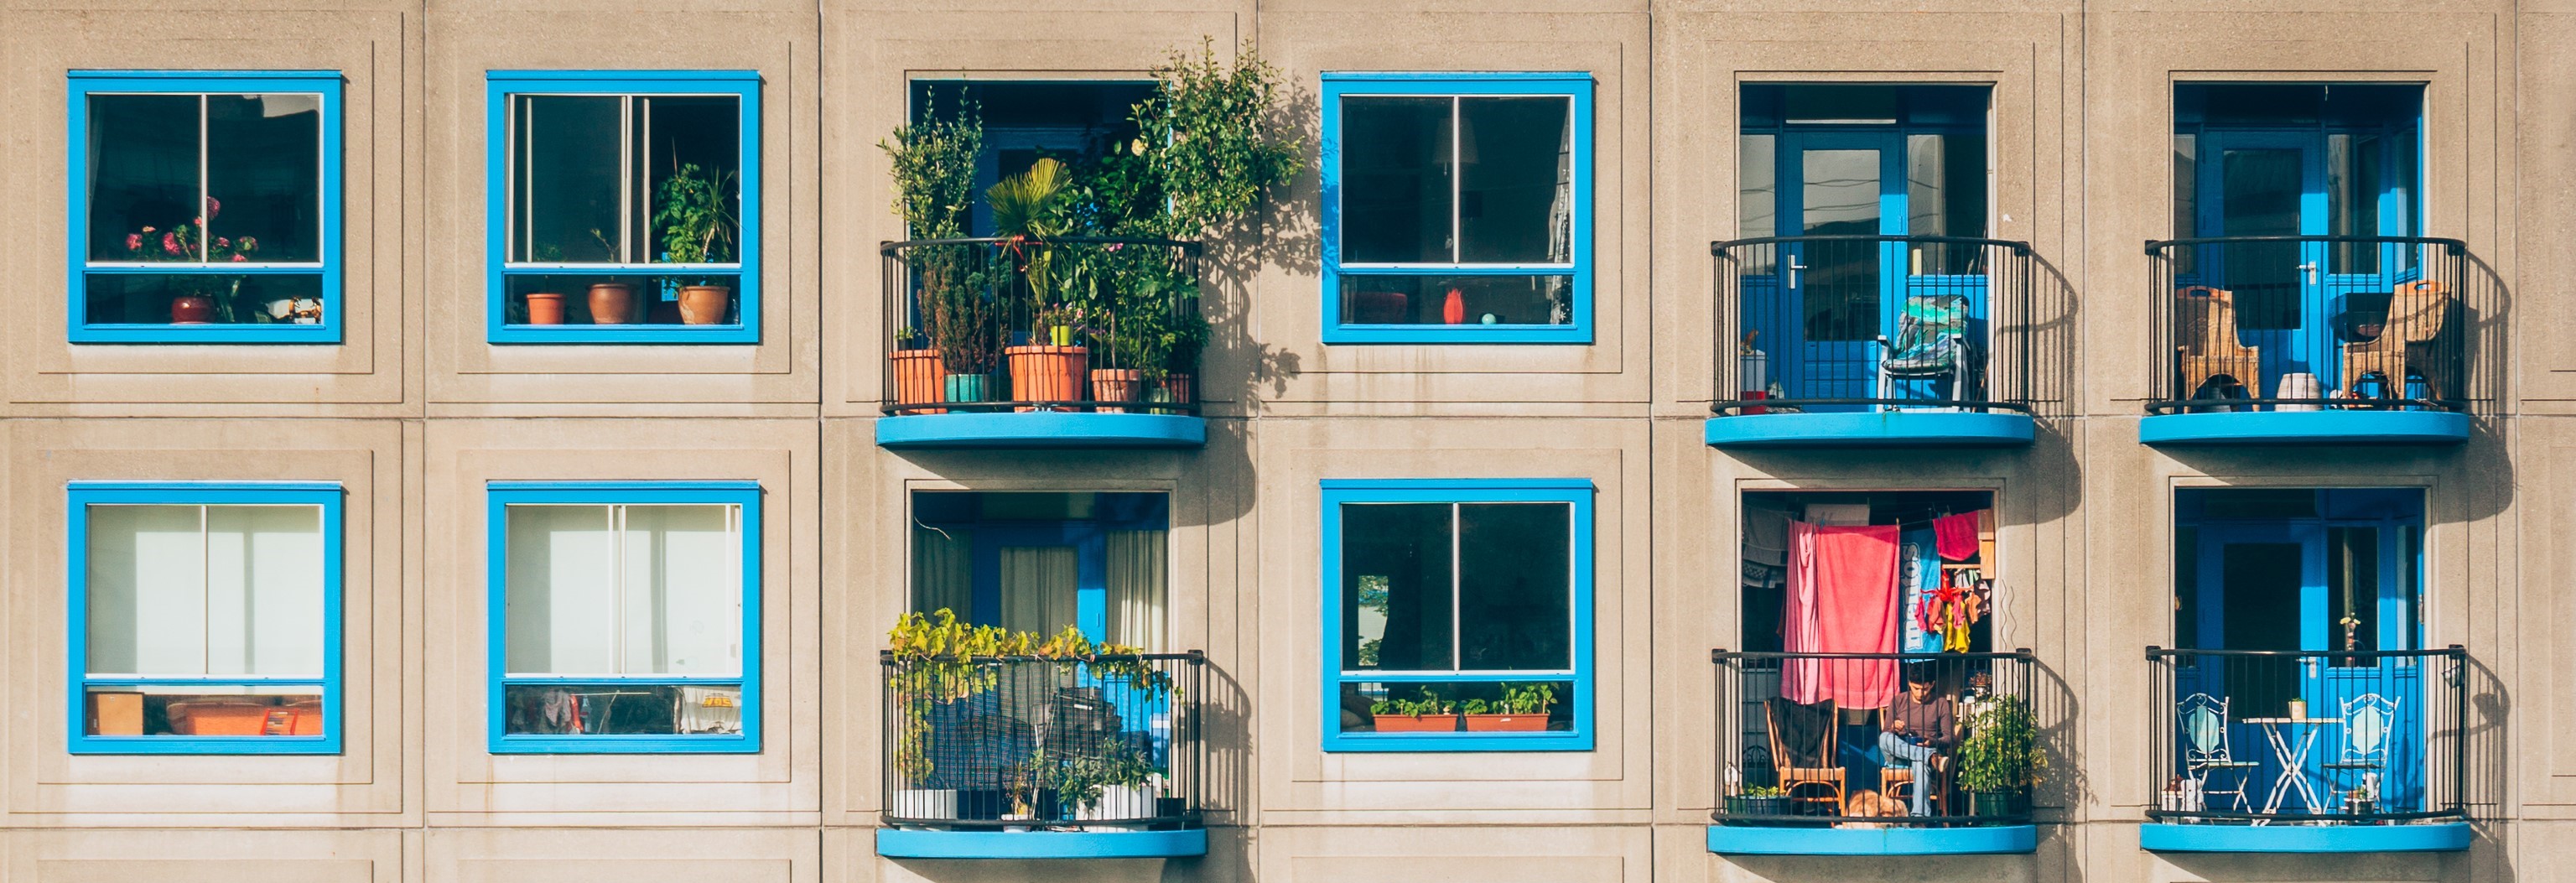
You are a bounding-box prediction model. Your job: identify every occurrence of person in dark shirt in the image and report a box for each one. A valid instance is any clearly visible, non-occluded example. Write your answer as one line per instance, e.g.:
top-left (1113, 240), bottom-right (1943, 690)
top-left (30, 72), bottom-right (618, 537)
top-left (1879, 669), bottom-right (1956, 817)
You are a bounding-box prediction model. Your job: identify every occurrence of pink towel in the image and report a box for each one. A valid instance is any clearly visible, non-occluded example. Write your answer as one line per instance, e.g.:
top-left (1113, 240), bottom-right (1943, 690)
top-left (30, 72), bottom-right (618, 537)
top-left (1780, 522), bottom-right (1902, 708)
top-left (1934, 512), bottom-right (1981, 562)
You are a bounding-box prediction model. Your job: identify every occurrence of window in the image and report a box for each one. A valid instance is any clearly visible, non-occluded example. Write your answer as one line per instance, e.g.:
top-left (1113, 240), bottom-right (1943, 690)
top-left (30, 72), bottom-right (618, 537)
top-left (487, 481), bottom-right (760, 753)
top-left (68, 482), bottom-right (343, 754)
top-left (1321, 479), bottom-right (1592, 751)
top-left (486, 72), bottom-right (760, 343)
top-left (1321, 73), bottom-right (1592, 344)
top-left (67, 72), bottom-right (341, 343)
top-left (910, 491), bottom-right (1169, 648)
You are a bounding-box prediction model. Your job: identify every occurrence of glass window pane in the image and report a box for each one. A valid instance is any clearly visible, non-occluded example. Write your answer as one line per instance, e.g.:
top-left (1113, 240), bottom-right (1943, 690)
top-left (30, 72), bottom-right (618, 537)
top-left (618, 504), bottom-right (741, 677)
top-left (643, 96), bottom-right (741, 265)
top-left (1338, 678), bottom-right (1575, 735)
top-left (1337, 273), bottom-right (1571, 326)
top-left (205, 94), bottom-right (322, 262)
top-left (202, 505), bottom-right (326, 677)
top-left (1907, 132), bottom-right (1987, 273)
top-left (503, 683), bottom-right (742, 736)
top-left (1739, 132), bottom-right (1775, 240)
top-left (81, 273), bottom-right (325, 326)
top-left (1457, 96), bottom-right (1572, 264)
top-left (503, 504), bottom-right (617, 674)
top-left (1340, 96), bottom-right (1452, 264)
top-left (1803, 148), bottom-right (1882, 341)
top-left (87, 94), bottom-right (203, 262)
top-left (86, 684), bottom-right (325, 737)
top-left (2219, 148), bottom-right (2303, 330)
top-left (1341, 503), bottom-right (1453, 672)
top-left (515, 95), bottom-right (624, 263)
top-left (86, 505), bottom-right (210, 675)
top-left (1457, 503), bottom-right (1571, 671)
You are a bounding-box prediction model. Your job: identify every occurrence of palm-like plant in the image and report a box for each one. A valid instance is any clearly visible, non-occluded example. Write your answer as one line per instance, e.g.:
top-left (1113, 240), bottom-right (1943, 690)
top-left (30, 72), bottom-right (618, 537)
top-left (988, 158), bottom-right (1078, 342)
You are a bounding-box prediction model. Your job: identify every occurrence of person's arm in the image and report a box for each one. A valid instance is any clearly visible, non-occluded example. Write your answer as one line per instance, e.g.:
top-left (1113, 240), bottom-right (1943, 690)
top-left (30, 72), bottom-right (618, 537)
top-left (1882, 699), bottom-right (1909, 735)
top-left (1924, 700), bottom-right (1958, 749)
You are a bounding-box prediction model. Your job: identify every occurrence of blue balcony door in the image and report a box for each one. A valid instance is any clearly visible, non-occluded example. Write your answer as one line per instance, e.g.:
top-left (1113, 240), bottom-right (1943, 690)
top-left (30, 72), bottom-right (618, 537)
top-left (2197, 132), bottom-right (2329, 397)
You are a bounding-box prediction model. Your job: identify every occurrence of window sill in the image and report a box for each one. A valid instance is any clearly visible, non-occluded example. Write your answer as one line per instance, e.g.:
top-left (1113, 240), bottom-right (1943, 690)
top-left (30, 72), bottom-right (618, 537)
top-left (487, 324), bottom-right (756, 345)
top-left (1321, 325), bottom-right (1592, 345)
top-left (70, 323), bottom-right (342, 345)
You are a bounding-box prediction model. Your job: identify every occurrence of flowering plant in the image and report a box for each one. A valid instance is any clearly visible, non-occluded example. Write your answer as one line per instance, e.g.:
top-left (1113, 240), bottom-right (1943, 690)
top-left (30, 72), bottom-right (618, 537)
top-left (113, 197), bottom-right (302, 323)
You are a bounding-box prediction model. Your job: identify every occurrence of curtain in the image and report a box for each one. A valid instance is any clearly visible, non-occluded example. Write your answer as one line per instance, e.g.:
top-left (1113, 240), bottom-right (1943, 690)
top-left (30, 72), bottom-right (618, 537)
top-left (911, 526), bottom-right (973, 620)
top-left (1106, 530), bottom-right (1169, 651)
top-left (86, 503), bottom-right (325, 678)
top-left (1780, 521), bottom-right (1902, 708)
top-left (999, 546), bottom-right (1078, 636)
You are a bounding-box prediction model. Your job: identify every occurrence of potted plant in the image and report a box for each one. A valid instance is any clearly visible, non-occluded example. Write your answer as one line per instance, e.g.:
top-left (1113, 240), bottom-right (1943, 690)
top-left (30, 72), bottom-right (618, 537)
top-left (1461, 683), bottom-right (1553, 732)
top-left (1956, 695), bottom-right (2045, 818)
top-left (1722, 785), bottom-right (1791, 821)
top-left (888, 326), bottom-right (945, 413)
top-left (1367, 686), bottom-right (1458, 733)
top-left (522, 292), bottom-right (567, 325)
top-left (987, 158), bottom-right (1088, 409)
top-left (119, 199), bottom-right (273, 325)
top-left (653, 160), bottom-right (739, 325)
top-left (881, 92), bottom-right (991, 405)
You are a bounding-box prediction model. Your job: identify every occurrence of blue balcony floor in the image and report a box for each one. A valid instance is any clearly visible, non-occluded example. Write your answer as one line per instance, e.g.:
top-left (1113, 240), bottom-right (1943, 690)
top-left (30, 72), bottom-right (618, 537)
top-left (1704, 411), bottom-right (2036, 449)
top-left (2137, 410), bottom-right (2469, 445)
top-left (875, 412), bottom-right (1207, 449)
top-left (2138, 822), bottom-right (2470, 853)
top-left (1706, 823), bottom-right (2038, 855)
top-left (875, 828), bottom-right (1209, 859)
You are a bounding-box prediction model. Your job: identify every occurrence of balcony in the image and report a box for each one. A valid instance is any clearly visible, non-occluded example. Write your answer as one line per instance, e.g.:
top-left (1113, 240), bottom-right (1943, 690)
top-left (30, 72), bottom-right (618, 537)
top-left (2141, 236), bottom-right (2480, 445)
top-left (1708, 236), bottom-right (2042, 449)
top-left (1707, 651), bottom-right (2049, 855)
top-left (2142, 647), bottom-right (2470, 853)
top-left (875, 237), bottom-right (1208, 450)
top-left (875, 651), bottom-right (1207, 860)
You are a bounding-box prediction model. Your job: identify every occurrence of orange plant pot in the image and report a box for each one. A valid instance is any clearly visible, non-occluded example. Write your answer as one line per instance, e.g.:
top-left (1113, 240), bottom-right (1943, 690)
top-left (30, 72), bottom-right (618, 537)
top-left (587, 283), bottom-right (638, 325)
top-left (677, 285), bottom-right (732, 325)
top-left (891, 349), bottom-right (947, 414)
top-left (1090, 368), bottom-right (1144, 413)
top-left (1460, 714), bottom-right (1550, 732)
top-left (523, 292), bottom-right (567, 325)
top-left (1368, 714), bottom-right (1460, 733)
top-left (1005, 345), bottom-right (1088, 411)
top-left (168, 701), bottom-right (273, 735)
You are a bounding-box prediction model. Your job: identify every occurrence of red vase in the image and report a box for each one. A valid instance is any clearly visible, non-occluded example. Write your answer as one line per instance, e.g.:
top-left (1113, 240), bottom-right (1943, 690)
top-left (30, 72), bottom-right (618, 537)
top-left (1441, 287), bottom-right (1466, 325)
top-left (169, 295), bottom-right (216, 325)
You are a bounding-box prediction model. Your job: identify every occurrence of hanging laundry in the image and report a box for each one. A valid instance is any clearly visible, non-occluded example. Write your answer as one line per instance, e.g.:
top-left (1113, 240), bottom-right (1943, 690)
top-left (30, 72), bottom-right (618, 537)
top-left (1898, 527), bottom-right (1942, 653)
top-left (1933, 511), bottom-right (1982, 562)
top-left (1781, 521), bottom-right (1902, 708)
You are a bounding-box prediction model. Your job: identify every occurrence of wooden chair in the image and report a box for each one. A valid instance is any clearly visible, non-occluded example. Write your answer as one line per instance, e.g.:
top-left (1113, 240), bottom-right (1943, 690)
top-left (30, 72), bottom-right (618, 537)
top-left (2340, 280), bottom-right (2454, 403)
top-left (1879, 704), bottom-right (1958, 817)
top-left (2175, 286), bottom-right (2262, 401)
top-left (1763, 697), bottom-right (1845, 815)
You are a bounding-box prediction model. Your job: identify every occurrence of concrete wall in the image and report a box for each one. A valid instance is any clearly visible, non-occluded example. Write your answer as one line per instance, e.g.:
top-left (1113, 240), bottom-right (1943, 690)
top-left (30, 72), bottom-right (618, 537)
top-left (0, 0), bottom-right (2561, 880)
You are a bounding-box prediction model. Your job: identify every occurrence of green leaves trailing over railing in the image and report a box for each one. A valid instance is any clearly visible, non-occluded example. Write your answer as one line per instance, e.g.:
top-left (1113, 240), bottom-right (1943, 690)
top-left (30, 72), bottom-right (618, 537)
top-left (884, 610), bottom-right (1177, 784)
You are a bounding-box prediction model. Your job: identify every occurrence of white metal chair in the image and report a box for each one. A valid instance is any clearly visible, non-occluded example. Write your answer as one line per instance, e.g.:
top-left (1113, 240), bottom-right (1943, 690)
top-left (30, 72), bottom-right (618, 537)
top-left (2179, 692), bottom-right (2256, 813)
top-left (2322, 693), bottom-right (2400, 812)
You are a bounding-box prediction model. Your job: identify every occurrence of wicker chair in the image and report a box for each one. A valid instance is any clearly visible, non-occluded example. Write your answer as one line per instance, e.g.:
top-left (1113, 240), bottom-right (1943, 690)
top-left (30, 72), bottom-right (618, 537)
top-left (1763, 697), bottom-right (1845, 815)
top-left (2340, 279), bottom-right (2454, 403)
top-left (2175, 286), bottom-right (2262, 402)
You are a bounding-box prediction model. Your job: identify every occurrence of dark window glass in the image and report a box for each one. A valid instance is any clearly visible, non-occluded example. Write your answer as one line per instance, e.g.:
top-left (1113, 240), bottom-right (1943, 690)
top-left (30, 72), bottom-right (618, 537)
top-left (1457, 96), bottom-right (1571, 263)
top-left (86, 95), bottom-right (200, 260)
top-left (1341, 503), bottom-right (1454, 671)
top-left (1457, 503), bottom-right (1571, 671)
top-left (515, 96), bottom-right (624, 262)
top-left (1801, 148), bottom-right (1882, 341)
top-left (1340, 96), bottom-right (1452, 264)
top-left (205, 94), bottom-right (321, 262)
top-left (1337, 273), bottom-right (1571, 326)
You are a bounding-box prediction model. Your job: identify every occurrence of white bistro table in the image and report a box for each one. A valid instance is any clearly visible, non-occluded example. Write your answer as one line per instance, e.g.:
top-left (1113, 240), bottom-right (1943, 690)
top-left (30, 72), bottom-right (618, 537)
top-left (2242, 716), bottom-right (2341, 822)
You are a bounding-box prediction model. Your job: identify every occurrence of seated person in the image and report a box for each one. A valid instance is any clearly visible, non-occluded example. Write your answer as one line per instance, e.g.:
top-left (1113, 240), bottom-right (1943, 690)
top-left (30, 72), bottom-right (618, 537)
top-left (1840, 788), bottom-right (1909, 828)
top-left (1877, 667), bottom-right (1956, 817)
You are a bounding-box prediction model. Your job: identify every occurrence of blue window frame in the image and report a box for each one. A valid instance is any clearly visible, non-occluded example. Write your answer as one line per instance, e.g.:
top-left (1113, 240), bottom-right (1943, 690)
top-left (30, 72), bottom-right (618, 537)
top-left (1320, 478), bottom-right (1594, 751)
top-left (485, 71), bottom-right (761, 344)
top-left (486, 481), bottom-right (761, 754)
top-left (67, 481), bottom-right (345, 755)
top-left (1320, 73), bottom-right (1593, 344)
top-left (66, 71), bottom-right (344, 344)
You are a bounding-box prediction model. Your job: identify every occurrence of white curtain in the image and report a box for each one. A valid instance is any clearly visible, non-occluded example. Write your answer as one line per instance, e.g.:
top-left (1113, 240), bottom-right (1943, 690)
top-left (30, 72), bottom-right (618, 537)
top-left (86, 504), bottom-right (325, 678)
top-left (503, 503), bottom-right (740, 678)
top-left (1106, 531), bottom-right (1168, 651)
top-left (911, 526), bottom-right (974, 619)
top-left (999, 547), bottom-right (1078, 636)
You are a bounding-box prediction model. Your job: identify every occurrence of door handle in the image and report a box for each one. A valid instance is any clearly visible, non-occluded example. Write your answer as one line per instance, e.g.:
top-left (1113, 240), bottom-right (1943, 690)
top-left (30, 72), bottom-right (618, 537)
top-left (2298, 261), bottom-right (2319, 284)
top-left (1788, 257), bottom-right (1806, 289)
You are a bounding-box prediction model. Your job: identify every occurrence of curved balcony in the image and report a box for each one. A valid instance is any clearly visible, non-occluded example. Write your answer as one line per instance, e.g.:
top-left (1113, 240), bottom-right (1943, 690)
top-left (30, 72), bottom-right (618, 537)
top-left (1708, 236), bottom-right (2043, 449)
top-left (876, 651), bottom-right (1208, 860)
top-left (1707, 650), bottom-right (2050, 855)
top-left (876, 237), bottom-right (1207, 450)
top-left (2141, 647), bottom-right (2473, 853)
top-left (2141, 236), bottom-right (2481, 445)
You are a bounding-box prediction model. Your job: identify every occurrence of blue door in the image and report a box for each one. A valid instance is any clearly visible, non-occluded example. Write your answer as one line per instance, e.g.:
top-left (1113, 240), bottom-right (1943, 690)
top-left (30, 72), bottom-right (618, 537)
top-left (2196, 131), bottom-right (2328, 399)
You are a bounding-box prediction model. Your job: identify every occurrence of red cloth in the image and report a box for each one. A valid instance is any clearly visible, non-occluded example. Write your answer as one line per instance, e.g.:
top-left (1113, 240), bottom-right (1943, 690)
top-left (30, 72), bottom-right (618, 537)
top-left (1933, 512), bottom-right (1981, 562)
top-left (1780, 522), bottom-right (1902, 708)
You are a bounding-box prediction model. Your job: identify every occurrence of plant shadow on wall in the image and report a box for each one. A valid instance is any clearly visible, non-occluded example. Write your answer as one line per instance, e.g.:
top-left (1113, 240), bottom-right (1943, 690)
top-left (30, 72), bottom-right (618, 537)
top-left (879, 39), bottom-right (1305, 427)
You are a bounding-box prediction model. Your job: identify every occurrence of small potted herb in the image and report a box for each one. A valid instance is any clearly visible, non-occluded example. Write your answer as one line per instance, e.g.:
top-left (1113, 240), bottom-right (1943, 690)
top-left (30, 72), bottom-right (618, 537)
top-left (1722, 785), bottom-right (1791, 821)
top-left (1460, 683), bottom-right (1554, 732)
top-left (1367, 686), bottom-right (1458, 733)
top-left (653, 160), bottom-right (739, 325)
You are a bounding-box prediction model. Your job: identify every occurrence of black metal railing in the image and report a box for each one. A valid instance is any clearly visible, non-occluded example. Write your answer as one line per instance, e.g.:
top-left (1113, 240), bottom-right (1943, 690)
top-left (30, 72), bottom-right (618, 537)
top-left (2144, 236), bottom-right (2482, 414)
top-left (1711, 650), bottom-right (2051, 827)
top-left (880, 236), bottom-right (1204, 416)
top-left (881, 651), bottom-right (1204, 830)
top-left (1711, 235), bottom-right (2039, 416)
top-left (2145, 647), bottom-right (2466, 825)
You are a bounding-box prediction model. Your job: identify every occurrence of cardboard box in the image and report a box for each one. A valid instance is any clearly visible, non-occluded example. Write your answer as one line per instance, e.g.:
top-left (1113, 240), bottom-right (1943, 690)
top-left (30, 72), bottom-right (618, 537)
top-left (87, 691), bottom-right (144, 735)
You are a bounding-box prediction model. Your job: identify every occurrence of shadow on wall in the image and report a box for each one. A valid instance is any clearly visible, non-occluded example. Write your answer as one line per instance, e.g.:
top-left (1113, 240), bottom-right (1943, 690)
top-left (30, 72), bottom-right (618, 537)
top-left (1206, 76), bottom-right (1317, 418)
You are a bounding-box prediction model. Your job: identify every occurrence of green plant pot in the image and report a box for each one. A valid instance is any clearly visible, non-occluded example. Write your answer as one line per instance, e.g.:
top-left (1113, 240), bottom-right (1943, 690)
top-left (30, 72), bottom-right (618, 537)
top-left (944, 373), bottom-right (989, 403)
top-left (1722, 795), bottom-right (1789, 822)
top-left (1970, 791), bottom-right (2029, 818)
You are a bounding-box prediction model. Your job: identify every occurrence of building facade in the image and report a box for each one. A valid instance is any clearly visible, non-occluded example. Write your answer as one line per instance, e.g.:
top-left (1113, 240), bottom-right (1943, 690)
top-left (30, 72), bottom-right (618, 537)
top-left (0, 0), bottom-right (2558, 881)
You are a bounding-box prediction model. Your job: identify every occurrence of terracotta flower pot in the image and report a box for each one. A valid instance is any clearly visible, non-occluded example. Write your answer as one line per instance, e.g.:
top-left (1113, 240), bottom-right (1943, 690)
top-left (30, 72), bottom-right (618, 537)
top-left (1090, 368), bottom-right (1145, 413)
top-left (1152, 373), bottom-right (1196, 414)
top-left (678, 285), bottom-right (732, 325)
top-left (891, 349), bottom-right (947, 414)
top-left (587, 283), bottom-right (637, 325)
top-left (523, 293), bottom-right (567, 325)
top-left (1368, 714), bottom-right (1459, 733)
top-left (1459, 714), bottom-right (1550, 732)
top-left (169, 294), bottom-right (216, 325)
top-left (1005, 345), bottom-right (1088, 412)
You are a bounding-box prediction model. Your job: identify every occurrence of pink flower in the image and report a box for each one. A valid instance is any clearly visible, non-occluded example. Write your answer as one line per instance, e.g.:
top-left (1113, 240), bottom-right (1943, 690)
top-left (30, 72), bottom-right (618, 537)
top-left (204, 197), bottom-right (220, 219)
top-left (192, 216), bottom-right (204, 228)
top-left (161, 232), bottom-right (180, 256)
top-left (124, 233), bottom-right (142, 251)
top-left (215, 237), bottom-right (230, 249)
top-left (230, 254), bottom-right (247, 262)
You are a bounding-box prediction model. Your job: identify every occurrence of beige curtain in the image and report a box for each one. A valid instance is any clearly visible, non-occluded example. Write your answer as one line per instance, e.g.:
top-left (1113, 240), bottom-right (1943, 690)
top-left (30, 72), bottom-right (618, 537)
top-left (999, 546), bottom-right (1078, 636)
top-left (1106, 531), bottom-right (1168, 651)
top-left (911, 526), bottom-right (973, 619)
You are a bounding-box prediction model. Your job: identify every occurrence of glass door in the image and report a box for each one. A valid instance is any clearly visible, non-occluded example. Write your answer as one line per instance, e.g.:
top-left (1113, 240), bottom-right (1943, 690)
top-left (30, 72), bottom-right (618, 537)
top-left (1777, 132), bottom-right (1900, 406)
top-left (2197, 132), bottom-right (2329, 397)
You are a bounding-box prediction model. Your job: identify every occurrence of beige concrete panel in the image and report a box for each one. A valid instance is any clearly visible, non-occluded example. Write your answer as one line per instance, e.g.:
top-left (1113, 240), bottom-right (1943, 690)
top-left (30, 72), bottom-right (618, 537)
top-left (0, 13), bottom-right (414, 414)
top-left (818, 5), bottom-right (1243, 418)
top-left (823, 416), bottom-right (1244, 823)
top-left (1649, 13), bottom-right (2075, 417)
top-left (420, 4), bottom-right (820, 409)
top-left (1244, 12), bottom-right (1649, 411)
top-left (2083, 12), bottom-right (2504, 418)
top-left (1259, 823), bottom-right (1648, 883)
top-left (2516, 14), bottom-right (2576, 403)
top-left (0, 828), bottom-right (404, 883)
top-left (0, 418), bottom-right (407, 826)
top-left (2511, 417), bottom-right (2576, 806)
top-left (425, 827), bottom-right (818, 883)
top-left (1251, 417), bottom-right (1648, 822)
top-left (420, 418), bottom-right (818, 823)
